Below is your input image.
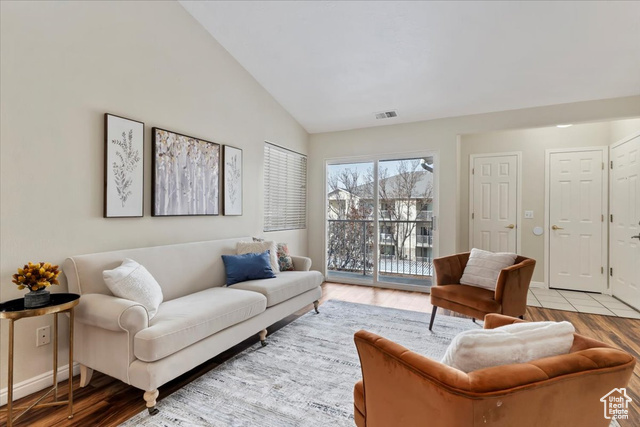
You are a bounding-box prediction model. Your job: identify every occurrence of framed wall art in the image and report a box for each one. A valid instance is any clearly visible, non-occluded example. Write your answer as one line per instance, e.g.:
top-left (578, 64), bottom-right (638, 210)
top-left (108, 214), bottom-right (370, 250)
top-left (104, 113), bottom-right (144, 218)
top-left (152, 127), bottom-right (220, 216)
top-left (223, 145), bottom-right (243, 216)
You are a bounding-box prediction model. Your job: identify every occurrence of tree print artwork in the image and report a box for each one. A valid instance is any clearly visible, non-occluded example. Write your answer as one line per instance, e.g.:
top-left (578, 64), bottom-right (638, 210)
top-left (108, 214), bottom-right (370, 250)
top-left (111, 130), bottom-right (141, 207)
top-left (153, 128), bottom-right (220, 216)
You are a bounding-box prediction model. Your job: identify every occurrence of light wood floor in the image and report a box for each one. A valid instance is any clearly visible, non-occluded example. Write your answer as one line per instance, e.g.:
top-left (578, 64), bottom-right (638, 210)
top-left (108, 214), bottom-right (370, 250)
top-left (1, 282), bottom-right (638, 427)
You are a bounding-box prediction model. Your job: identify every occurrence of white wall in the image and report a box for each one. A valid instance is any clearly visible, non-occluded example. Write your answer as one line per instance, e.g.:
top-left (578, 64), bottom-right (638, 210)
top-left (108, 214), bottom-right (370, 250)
top-left (459, 122), bottom-right (613, 282)
top-left (308, 97), bottom-right (640, 278)
top-left (0, 1), bottom-right (308, 395)
top-left (610, 118), bottom-right (640, 143)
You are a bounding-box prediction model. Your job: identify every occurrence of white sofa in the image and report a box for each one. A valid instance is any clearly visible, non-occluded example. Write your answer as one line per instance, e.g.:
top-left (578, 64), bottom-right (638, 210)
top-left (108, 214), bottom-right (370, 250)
top-left (62, 237), bottom-right (323, 415)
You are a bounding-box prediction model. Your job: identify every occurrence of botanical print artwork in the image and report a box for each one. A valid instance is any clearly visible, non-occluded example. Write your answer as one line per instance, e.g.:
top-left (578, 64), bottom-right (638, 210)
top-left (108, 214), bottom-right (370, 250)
top-left (111, 130), bottom-right (141, 207)
top-left (105, 114), bottom-right (144, 217)
top-left (153, 128), bottom-right (220, 216)
top-left (223, 146), bottom-right (242, 215)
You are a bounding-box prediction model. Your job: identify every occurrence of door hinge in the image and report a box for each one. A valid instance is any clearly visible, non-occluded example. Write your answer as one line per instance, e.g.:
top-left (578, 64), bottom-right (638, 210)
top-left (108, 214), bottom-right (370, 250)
top-left (610, 161), bottom-right (613, 169)
top-left (610, 214), bottom-right (613, 223)
top-left (602, 162), bottom-right (604, 170)
top-left (472, 168), bottom-right (475, 175)
top-left (472, 212), bottom-right (475, 219)
top-left (610, 267), bottom-right (613, 277)
top-left (601, 214), bottom-right (604, 222)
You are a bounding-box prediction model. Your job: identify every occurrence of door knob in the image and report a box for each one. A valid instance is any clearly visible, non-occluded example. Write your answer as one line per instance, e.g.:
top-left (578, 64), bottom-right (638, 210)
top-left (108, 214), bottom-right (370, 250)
top-left (632, 235), bottom-right (640, 240)
top-left (505, 224), bottom-right (515, 229)
top-left (551, 225), bottom-right (564, 230)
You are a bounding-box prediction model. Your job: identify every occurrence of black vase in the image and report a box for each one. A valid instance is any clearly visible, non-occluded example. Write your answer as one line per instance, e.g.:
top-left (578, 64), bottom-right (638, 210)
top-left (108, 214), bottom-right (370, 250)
top-left (24, 288), bottom-right (50, 308)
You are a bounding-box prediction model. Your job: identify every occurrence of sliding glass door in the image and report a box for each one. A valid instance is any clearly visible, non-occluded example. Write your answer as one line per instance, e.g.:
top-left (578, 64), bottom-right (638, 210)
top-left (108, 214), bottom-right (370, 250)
top-left (326, 155), bottom-right (436, 291)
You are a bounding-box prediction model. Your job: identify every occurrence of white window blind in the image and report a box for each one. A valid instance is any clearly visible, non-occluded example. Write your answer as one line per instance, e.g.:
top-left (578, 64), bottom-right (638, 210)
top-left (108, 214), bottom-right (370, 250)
top-left (264, 142), bottom-right (307, 231)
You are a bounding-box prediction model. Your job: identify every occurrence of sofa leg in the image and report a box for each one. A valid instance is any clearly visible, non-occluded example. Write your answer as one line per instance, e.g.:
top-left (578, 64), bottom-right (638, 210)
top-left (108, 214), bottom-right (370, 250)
top-left (428, 306), bottom-right (437, 331)
top-left (519, 315), bottom-right (524, 320)
top-left (472, 318), bottom-right (476, 323)
top-left (144, 389), bottom-right (159, 415)
top-left (79, 365), bottom-right (93, 388)
top-left (259, 329), bottom-right (268, 347)
top-left (313, 300), bottom-right (320, 314)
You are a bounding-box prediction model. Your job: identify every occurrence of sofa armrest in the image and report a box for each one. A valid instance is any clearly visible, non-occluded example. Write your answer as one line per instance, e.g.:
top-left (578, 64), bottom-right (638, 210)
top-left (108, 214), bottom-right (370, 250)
top-left (291, 255), bottom-right (312, 271)
top-left (433, 253), bottom-right (470, 286)
top-left (75, 293), bottom-right (149, 334)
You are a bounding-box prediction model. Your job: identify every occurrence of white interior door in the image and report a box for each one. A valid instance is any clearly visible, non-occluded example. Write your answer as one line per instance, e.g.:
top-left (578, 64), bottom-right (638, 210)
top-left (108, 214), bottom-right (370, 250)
top-left (548, 150), bottom-right (605, 292)
top-left (471, 155), bottom-right (518, 252)
top-left (610, 135), bottom-right (640, 310)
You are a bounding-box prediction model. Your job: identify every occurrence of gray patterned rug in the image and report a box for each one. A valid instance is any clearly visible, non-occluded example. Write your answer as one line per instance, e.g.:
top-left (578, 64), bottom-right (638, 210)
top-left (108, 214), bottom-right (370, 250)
top-left (121, 301), bottom-right (620, 427)
top-left (121, 300), bottom-right (479, 427)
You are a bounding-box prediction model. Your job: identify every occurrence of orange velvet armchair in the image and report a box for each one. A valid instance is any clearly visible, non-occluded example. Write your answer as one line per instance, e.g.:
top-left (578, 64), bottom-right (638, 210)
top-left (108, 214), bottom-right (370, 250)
top-left (429, 252), bottom-right (535, 330)
top-left (353, 314), bottom-right (635, 427)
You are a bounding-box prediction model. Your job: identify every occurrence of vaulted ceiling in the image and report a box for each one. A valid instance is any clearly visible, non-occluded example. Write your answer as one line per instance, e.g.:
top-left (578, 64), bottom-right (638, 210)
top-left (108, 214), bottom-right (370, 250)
top-left (180, 1), bottom-right (640, 133)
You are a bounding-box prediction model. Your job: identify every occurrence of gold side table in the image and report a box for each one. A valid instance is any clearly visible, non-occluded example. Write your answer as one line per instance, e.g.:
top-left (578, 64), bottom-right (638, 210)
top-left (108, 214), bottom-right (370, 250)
top-left (0, 293), bottom-right (80, 427)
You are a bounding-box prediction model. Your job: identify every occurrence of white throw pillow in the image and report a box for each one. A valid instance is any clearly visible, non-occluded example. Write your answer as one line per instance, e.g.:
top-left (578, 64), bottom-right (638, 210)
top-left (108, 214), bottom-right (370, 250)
top-left (103, 259), bottom-right (164, 319)
top-left (459, 248), bottom-right (517, 291)
top-left (237, 241), bottom-right (280, 273)
top-left (441, 320), bottom-right (575, 373)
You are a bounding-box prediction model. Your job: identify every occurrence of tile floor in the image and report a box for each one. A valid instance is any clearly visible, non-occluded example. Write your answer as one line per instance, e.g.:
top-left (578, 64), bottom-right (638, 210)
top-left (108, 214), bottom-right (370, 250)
top-left (527, 288), bottom-right (640, 319)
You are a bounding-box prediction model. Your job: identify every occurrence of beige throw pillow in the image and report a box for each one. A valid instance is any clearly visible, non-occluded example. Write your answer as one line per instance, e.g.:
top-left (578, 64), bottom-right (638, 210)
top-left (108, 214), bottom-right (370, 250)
top-left (459, 248), bottom-right (517, 291)
top-left (237, 240), bottom-right (280, 273)
top-left (441, 320), bottom-right (575, 373)
top-left (103, 259), bottom-right (163, 319)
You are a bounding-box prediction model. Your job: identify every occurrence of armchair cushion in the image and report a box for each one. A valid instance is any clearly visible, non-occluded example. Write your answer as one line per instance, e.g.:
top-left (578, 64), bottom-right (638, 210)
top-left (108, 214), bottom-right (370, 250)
top-left (460, 248), bottom-right (516, 291)
top-left (430, 284), bottom-right (500, 313)
top-left (441, 321), bottom-right (575, 373)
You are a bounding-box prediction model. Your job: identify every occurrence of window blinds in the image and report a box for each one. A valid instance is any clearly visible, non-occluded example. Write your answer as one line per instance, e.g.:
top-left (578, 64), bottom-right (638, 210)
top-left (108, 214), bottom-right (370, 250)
top-left (263, 142), bottom-right (307, 231)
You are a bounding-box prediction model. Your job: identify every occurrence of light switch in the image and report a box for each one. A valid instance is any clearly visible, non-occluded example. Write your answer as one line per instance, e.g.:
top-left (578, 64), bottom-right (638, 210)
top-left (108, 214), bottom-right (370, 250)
top-left (524, 210), bottom-right (534, 219)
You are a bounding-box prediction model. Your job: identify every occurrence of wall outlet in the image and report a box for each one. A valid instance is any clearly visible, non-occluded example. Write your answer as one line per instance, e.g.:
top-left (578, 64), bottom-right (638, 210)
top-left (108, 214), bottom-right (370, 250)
top-left (524, 210), bottom-right (534, 219)
top-left (36, 326), bottom-right (50, 347)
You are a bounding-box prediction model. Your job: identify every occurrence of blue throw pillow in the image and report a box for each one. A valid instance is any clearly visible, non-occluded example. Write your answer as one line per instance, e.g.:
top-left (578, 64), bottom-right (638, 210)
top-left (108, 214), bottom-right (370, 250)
top-left (221, 251), bottom-right (276, 286)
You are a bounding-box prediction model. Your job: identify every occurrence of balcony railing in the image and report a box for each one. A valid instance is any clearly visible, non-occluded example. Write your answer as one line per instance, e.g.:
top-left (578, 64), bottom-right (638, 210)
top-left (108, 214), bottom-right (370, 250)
top-left (327, 219), bottom-right (433, 287)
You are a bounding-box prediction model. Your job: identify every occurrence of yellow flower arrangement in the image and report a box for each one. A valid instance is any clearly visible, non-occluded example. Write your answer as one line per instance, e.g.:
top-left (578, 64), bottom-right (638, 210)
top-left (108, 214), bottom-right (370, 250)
top-left (12, 262), bottom-right (61, 292)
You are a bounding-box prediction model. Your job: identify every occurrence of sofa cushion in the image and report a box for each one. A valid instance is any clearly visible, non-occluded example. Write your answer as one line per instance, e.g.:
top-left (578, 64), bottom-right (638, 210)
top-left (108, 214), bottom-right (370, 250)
top-left (221, 251), bottom-right (276, 285)
top-left (430, 284), bottom-right (501, 313)
top-left (230, 271), bottom-right (323, 307)
top-left (237, 240), bottom-right (280, 273)
top-left (134, 287), bottom-right (266, 362)
top-left (103, 258), bottom-right (163, 319)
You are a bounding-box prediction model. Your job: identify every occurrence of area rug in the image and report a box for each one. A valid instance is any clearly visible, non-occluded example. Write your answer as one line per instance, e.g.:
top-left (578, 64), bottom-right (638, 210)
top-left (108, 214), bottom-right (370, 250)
top-left (121, 300), bottom-right (480, 427)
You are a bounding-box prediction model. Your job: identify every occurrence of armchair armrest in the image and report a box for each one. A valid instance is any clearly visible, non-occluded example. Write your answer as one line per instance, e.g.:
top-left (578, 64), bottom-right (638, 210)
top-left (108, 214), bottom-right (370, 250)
top-left (433, 252), bottom-right (470, 286)
top-left (75, 293), bottom-right (149, 334)
top-left (354, 330), bottom-right (473, 426)
top-left (494, 258), bottom-right (536, 316)
top-left (483, 313), bottom-right (525, 329)
top-left (291, 255), bottom-right (312, 272)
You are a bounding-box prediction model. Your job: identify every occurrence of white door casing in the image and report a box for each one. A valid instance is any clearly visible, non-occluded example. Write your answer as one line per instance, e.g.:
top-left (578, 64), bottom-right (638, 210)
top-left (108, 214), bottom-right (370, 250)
top-left (548, 149), bottom-right (606, 292)
top-left (470, 154), bottom-right (519, 253)
top-left (610, 134), bottom-right (640, 310)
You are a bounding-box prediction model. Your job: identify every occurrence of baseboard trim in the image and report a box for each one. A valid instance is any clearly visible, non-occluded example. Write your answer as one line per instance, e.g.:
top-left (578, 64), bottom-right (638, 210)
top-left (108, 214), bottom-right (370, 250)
top-left (529, 281), bottom-right (546, 289)
top-left (0, 362), bottom-right (80, 406)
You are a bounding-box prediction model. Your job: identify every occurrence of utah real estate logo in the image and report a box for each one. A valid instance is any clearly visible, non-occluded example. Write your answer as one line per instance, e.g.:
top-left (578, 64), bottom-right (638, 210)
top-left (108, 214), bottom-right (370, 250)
top-left (600, 388), bottom-right (632, 420)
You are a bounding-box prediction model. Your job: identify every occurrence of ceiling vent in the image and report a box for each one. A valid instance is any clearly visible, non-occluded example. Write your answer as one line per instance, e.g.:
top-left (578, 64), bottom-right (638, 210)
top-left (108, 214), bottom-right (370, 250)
top-left (375, 110), bottom-right (398, 120)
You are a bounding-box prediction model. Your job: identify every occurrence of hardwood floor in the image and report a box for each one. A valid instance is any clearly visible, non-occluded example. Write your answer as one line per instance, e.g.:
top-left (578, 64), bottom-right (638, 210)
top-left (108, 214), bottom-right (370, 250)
top-left (1, 282), bottom-right (638, 427)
